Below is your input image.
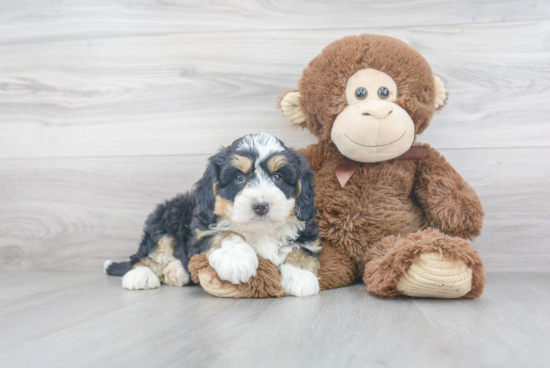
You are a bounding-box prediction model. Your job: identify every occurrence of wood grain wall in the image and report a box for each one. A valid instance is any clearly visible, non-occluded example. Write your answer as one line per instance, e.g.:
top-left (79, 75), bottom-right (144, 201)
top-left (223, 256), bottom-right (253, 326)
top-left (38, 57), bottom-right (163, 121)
top-left (1, 0), bottom-right (549, 272)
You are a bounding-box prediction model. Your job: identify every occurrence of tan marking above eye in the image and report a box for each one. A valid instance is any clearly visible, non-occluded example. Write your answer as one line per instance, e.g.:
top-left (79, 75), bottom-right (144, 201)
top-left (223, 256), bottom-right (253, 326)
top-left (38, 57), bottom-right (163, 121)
top-left (267, 155), bottom-right (287, 173)
top-left (230, 155), bottom-right (253, 173)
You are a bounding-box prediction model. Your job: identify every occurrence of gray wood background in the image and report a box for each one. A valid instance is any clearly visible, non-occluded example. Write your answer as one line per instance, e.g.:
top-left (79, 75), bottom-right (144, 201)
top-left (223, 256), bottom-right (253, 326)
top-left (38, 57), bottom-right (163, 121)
top-left (1, 0), bottom-right (549, 272)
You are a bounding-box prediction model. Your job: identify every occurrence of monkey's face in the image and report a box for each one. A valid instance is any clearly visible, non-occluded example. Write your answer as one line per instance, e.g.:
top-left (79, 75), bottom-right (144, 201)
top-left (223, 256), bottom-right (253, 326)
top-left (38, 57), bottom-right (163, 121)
top-left (331, 68), bottom-right (415, 163)
top-left (281, 35), bottom-right (447, 157)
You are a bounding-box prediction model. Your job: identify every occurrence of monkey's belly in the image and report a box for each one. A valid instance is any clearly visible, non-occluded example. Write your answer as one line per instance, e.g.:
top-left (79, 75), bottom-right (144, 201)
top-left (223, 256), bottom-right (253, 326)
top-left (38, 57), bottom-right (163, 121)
top-left (317, 194), bottom-right (426, 258)
top-left (314, 159), bottom-right (423, 258)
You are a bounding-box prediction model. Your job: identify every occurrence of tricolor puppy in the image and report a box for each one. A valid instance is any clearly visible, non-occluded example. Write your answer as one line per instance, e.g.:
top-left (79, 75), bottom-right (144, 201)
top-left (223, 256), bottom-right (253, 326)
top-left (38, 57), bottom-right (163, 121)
top-left (105, 133), bottom-right (321, 297)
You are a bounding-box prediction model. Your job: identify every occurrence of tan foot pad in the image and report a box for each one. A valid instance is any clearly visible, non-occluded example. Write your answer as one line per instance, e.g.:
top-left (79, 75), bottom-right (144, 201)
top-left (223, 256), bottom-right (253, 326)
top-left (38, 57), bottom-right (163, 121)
top-left (397, 252), bottom-right (473, 298)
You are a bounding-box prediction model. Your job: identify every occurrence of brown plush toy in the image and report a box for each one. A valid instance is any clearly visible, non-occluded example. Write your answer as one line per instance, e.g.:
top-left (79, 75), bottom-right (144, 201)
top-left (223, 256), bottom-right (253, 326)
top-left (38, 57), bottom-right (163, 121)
top-left (189, 34), bottom-right (486, 299)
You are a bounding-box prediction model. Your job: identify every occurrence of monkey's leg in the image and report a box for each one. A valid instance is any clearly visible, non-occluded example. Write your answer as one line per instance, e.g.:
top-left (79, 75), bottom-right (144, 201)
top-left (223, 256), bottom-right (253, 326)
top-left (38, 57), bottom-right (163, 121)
top-left (318, 245), bottom-right (358, 291)
top-left (363, 228), bottom-right (485, 299)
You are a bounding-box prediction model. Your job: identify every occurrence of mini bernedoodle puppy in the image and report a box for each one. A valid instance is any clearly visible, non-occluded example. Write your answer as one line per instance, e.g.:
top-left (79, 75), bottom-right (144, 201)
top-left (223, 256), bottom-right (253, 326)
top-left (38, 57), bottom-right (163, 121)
top-left (105, 133), bottom-right (322, 297)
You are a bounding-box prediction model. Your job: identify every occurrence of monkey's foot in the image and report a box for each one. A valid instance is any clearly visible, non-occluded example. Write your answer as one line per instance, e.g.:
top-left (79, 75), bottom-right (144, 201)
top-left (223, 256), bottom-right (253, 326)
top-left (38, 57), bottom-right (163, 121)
top-left (364, 228), bottom-right (485, 299)
top-left (397, 253), bottom-right (472, 298)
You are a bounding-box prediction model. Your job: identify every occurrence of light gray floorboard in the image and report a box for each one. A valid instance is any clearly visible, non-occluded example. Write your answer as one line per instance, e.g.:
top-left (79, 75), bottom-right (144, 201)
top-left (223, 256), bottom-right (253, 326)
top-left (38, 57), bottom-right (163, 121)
top-left (1, 21), bottom-right (550, 159)
top-left (413, 274), bottom-right (550, 367)
top-left (0, 271), bottom-right (548, 368)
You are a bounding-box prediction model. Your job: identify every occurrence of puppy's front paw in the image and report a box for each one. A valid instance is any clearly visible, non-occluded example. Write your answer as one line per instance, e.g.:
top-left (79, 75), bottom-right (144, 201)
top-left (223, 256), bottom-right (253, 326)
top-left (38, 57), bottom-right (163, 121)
top-left (163, 260), bottom-right (190, 287)
top-left (208, 236), bottom-right (258, 284)
top-left (122, 267), bottom-right (161, 290)
top-left (280, 264), bottom-right (319, 297)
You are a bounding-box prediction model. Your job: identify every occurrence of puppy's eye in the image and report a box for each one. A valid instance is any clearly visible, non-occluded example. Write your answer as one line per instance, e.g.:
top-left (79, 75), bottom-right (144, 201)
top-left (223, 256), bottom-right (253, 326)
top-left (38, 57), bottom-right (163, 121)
top-left (378, 87), bottom-right (389, 99)
top-left (271, 174), bottom-right (283, 183)
top-left (355, 87), bottom-right (367, 100)
top-left (234, 173), bottom-right (246, 183)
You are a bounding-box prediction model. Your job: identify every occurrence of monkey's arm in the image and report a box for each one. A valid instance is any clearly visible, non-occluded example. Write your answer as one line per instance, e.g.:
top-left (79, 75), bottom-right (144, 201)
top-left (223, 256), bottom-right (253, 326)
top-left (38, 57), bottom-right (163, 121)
top-left (413, 145), bottom-right (484, 240)
top-left (297, 143), bottom-right (325, 172)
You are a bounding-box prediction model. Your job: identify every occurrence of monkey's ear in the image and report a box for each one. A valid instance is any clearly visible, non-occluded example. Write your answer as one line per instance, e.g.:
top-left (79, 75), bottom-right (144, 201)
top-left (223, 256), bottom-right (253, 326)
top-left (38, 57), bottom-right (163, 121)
top-left (280, 91), bottom-right (306, 125)
top-left (433, 75), bottom-right (447, 110)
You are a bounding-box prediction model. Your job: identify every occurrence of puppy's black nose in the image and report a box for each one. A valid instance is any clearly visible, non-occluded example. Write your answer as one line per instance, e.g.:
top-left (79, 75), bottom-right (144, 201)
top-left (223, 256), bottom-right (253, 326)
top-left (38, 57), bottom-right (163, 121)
top-left (252, 202), bottom-right (269, 216)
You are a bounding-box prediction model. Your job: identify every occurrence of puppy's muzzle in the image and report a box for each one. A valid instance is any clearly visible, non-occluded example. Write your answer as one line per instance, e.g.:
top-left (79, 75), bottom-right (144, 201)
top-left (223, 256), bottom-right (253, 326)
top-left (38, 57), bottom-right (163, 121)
top-left (252, 202), bottom-right (269, 216)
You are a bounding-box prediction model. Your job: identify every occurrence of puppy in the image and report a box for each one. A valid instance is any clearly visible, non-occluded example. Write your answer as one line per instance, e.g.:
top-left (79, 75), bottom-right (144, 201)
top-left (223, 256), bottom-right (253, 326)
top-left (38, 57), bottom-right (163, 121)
top-left (105, 133), bottom-right (321, 297)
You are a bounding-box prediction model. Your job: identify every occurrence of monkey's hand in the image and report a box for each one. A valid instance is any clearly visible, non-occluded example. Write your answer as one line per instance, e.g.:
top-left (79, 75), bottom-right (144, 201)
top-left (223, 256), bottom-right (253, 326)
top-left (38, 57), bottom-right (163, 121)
top-left (414, 145), bottom-right (484, 240)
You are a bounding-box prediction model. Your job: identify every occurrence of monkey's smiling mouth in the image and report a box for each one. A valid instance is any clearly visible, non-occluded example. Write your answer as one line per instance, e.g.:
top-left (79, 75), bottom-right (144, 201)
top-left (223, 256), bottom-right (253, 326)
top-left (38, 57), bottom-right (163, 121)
top-left (344, 131), bottom-right (406, 148)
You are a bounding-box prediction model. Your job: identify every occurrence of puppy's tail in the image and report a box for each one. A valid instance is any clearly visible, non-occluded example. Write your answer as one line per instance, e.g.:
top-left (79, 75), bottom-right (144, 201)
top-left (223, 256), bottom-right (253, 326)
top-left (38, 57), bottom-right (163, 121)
top-left (104, 260), bottom-right (131, 276)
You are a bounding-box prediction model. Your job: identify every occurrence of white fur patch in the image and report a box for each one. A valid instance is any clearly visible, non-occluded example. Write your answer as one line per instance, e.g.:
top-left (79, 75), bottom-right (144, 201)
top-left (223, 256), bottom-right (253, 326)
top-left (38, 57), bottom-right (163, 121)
top-left (122, 266), bottom-right (161, 290)
top-left (207, 217), bottom-right (305, 267)
top-left (103, 260), bottom-right (113, 274)
top-left (280, 263), bottom-right (320, 297)
top-left (162, 260), bottom-right (190, 287)
top-left (208, 235), bottom-right (259, 284)
top-left (238, 133), bottom-right (284, 163)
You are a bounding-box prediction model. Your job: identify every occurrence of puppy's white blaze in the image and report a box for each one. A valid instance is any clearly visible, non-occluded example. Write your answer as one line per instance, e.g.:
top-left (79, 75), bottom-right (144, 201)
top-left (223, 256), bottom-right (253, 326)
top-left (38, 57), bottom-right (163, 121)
top-left (122, 267), bottom-right (161, 290)
top-left (208, 235), bottom-right (259, 284)
top-left (103, 260), bottom-right (113, 274)
top-left (280, 264), bottom-right (320, 297)
top-left (238, 133), bottom-right (284, 165)
top-left (163, 260), bottom-right (190, 287)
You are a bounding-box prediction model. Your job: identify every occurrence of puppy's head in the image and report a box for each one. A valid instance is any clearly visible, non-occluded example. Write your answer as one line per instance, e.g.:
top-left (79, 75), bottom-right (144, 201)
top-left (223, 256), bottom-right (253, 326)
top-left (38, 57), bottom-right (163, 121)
top-left (195, 133), bottom-right (315, 233)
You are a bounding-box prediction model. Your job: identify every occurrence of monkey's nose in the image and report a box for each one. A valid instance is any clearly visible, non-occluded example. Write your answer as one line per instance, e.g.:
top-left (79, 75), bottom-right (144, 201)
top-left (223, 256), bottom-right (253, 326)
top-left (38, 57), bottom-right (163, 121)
top-left (360, 101), bottom-right (394, 119)
top-left (252, 202), bottom-right (269, 216)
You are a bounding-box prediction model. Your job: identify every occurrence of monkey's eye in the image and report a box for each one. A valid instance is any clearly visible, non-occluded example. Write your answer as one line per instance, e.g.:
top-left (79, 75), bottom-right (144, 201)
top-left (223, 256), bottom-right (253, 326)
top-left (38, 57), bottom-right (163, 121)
top-left (378, 87), bottom-right (389, 99)
top-left (234, 173), bottom-right (246, 184)
top-left (271, 173), bottom-right (283, 183)
top-left (355, 87), bottom-right (368, 100)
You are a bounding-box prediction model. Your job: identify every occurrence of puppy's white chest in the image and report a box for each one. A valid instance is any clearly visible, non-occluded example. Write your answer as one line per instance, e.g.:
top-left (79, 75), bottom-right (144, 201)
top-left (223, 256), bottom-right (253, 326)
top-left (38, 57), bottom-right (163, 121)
top-left (246, 233), bottom-right (283, 266)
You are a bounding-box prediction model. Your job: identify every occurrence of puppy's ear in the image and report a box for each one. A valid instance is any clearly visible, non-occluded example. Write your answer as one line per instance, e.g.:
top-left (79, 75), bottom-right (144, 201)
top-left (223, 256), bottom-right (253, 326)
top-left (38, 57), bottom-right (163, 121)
top-left (291, 149), bottom-right (316, 223)
top-left (194, 151), bottom-right (224, 225)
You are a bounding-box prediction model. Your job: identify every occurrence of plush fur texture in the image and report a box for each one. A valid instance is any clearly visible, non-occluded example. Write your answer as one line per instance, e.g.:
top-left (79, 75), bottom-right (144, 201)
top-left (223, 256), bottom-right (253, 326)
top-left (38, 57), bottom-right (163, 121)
top-left (317, 244), bottom-right (358, 290)
top-left (195, 34), bottom-right (486, 299)
top-left (106, 133), bottom-right (320, 294)
top-left (189, 254), bottom-right (287, 298)
top-left (363, 229), bottom-right (485, 299)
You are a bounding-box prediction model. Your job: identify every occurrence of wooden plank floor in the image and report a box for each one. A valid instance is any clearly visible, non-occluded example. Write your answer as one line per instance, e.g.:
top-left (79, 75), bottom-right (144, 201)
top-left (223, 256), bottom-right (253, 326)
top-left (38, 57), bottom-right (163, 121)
top-left (1, 271), bottom-right (549, 368)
